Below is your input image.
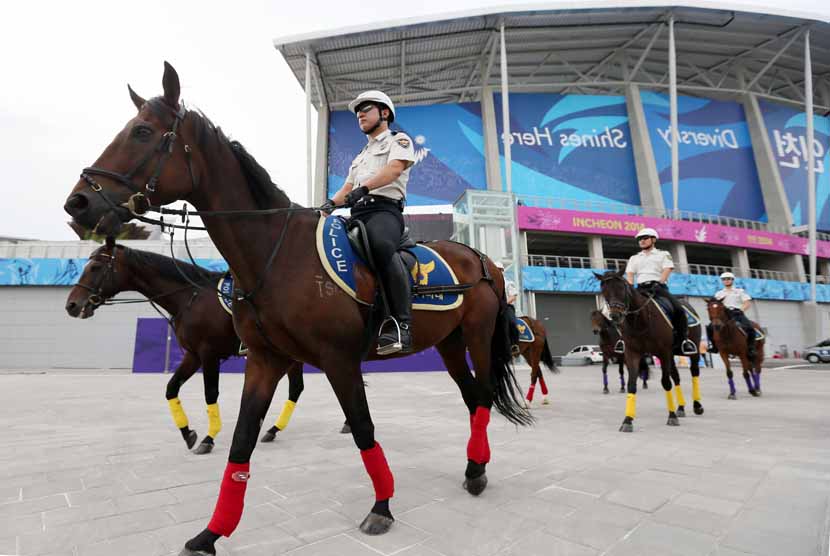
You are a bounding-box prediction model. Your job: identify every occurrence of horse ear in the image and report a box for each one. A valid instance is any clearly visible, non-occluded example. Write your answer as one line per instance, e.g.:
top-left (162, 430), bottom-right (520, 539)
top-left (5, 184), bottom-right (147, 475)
top-left (593, 272), bottom-right (604, 280)
top-left (127, 84), bottom-right (146, 111)
top-left (105, 236), bottom-right (116, 250)
top-left (162, 61), bottom-right (181, 108)
top-left (615, 269), bottom-right (625, 278)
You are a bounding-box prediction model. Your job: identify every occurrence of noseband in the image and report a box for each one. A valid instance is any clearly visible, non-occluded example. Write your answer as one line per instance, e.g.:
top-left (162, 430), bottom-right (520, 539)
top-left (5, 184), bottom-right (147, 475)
top-left (80, 102), bottom-right (196, 216)
top-left (74, 252), bottom-right (117, 310)
top-left (599, 274), bottom-right (652, 318)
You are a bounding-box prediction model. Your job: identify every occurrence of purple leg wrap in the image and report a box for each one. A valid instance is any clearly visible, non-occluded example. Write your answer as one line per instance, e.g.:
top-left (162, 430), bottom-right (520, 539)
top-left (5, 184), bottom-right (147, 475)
top-left (753, 372), bottom-right (761, 391)
top-left (603, 374), bottom-right (608, 387)
top-left (728, 378), bottom-right (736, 394)
top-left (744, 375), bottom-right (754, 391)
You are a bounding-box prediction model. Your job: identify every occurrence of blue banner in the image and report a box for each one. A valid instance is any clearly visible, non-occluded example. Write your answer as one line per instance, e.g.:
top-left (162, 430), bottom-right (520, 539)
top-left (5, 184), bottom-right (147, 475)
top-left (494, 93), bottom-right (640, 207)
top-left (327, 103), bottom-right (486, 205)
top-left (758, 99), bottom-right (830, 229)
top-left (641, 92), bottom-right (765, 221)
top-left (521, 266), bottom-right (828, 302)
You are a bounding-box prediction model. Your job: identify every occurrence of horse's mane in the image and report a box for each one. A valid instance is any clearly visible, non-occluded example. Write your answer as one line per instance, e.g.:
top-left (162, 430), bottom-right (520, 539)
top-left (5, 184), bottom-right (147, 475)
top-left (122, 246), bottom-right (222, 286)
top-left (148, 97), bottom-right (293, 210)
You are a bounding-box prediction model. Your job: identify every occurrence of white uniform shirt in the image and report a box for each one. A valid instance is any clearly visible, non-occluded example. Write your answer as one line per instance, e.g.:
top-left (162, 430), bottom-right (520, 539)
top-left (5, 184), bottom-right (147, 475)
top-left (346, 130), bottom-right (416, 201)
top-left (715, 287), bottom-right (751, 310)
top-left (505, 279), bottom-right (518, 301)
top-left (625, 248), bottom-right (674, 284)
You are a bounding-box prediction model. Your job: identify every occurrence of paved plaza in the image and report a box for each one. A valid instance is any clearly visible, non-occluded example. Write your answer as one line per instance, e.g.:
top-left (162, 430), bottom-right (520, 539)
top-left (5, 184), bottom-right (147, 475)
top-left (0, 363), bottom-right (828, 556)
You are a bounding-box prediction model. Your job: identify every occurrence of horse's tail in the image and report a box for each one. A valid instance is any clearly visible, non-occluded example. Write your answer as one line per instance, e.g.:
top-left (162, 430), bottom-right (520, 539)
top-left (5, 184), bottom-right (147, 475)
top-left (540, 337), bottom-right (559, 374)
top-left (491, 304), bottom-right (534, 426)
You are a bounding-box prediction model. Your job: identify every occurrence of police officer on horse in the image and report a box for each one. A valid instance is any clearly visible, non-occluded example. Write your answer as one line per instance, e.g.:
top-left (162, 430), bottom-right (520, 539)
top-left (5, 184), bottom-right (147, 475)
top-left (625, 228), bottom-right (697, 355)
top-left (325, 91), bottom-right (417, 355)
top-left (707, 272), bottom-right (757, 360)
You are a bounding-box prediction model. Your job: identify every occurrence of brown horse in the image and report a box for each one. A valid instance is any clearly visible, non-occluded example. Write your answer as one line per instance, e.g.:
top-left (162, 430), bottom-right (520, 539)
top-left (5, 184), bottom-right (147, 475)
top-left (594, 271), bottom-right (704, 432)
top-left (513, 315), bottom-right (558, 405)
top-left (706, 298), bottom-right (764, 399)
top-left (63, 62), bottom-right (530, 552)
top-left (590, 310), bottom-right (650, 394)
top-left (65, 240), bottom-right (305, 453)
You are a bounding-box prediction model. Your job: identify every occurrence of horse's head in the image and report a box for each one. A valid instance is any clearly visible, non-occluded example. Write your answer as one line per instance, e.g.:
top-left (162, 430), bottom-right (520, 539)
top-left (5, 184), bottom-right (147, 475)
top-left (706, 297), bottom-right (727, 331)
top-left (66, 237), bottom-right (128, 318)
top-left (593, 269), bottom-right (628, 325)
top-left (64, 62), bottom-right (196, 236)
top-left (589, 310), bottom-right (605, 335)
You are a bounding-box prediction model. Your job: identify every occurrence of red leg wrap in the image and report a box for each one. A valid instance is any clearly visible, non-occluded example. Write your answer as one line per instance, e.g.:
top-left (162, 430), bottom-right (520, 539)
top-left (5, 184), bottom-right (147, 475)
top-left (207, 462), bottom-right (250, 537)
top-left (361, 442), bottom-right (394, 501)
top-left (526, 384), bottom-right (536, 401)
top-left (466, 406), bottom-right (491, 464)
top-left (539, 375), bottom-right (549, 395)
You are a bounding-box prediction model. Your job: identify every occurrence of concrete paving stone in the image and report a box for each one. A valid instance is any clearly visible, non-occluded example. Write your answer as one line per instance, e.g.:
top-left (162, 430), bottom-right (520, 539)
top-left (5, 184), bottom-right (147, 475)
top-left (270, 491), bottom-right (342, 518)
top-left (501, 530), bottom-right (600, 556)
top-left (543, 512), bottom-right (632, 551)
top-left (167, 480), bottom-right (221, 503)
top-left (555, 475), bottom-right (616, 497)
top-left (672, 492), bottom-right (743, 517)
top-left (113, 489), bottom-right (178, 513)
top-left (222, 524), bottom-right (303, 555)
top-left (151, 518), bottom-right (211, 553)
top-left (722, 525), bottom-right (821, 556)
top-left (234, 502), bottom-right (296, 533)
top-left (42, 499), bottom-right (118, 529)
top-left (0, 485), bottom-right (22, 504)
top-left (574, 499), bottom-right (649, 529)
top-left (730, 506), bottom-right (825, 539)
top-left (651, 503), bottom-right (733, 536)
top-left (391, 544), bottom-right (448, 556)
top-left (0, 493), bottom-right (69, 518)
top-left (283, 533), bottom-right (384, 556)
top-left (21, 478), bottom-right (84, 500)
top-left (66, 483), bottom-right (133, 506)
top-left (603, 484), bottom-right (674, 513)
top-left (499, 494), bottom-right (578, 523)
top-left (279, 509), bottom-right (357, 545)
top-left (76, 531), bottom-right (168, 556)
top-left (163, 495), bottom-right (221, 523)
top-left (0, 536), bottom-right (16, 555)
top-left (345, 521), bottom-right (431, 555)
top-left (707, 548), bottom-right (761, 556)
top-left (421, 522), bottom-right (525, 556)
top-left (687, 473), bottom-right (763, 502)
top-left (625, 520), bottom-right (719, 556)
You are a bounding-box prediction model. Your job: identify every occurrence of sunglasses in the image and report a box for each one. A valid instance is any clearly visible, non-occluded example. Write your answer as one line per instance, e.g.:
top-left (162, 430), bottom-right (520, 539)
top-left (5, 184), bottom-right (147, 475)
top-left (355, 103), bottom-right (377, 115)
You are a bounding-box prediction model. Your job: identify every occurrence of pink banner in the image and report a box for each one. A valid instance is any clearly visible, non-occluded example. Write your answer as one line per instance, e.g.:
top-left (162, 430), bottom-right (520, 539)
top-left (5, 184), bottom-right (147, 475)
top-left (518, 206), bottom-right (830, 258)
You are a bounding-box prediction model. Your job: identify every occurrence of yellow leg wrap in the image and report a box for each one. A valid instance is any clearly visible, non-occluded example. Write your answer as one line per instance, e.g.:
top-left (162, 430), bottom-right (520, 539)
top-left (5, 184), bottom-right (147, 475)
top-left (664, 390), bottom-right (676, 412)
top-left (692, 376), bottom-right (701, 401)
top-left (275, 400), bottom-right (296, 431)
top-left (625, 393), bottom-right (636, 419)
top-left (168, 398), bottom-right (189, 429)
top-left (674, 385), bottom-right (686, 407)
top-left (206, 403), bottom-right (222, 438)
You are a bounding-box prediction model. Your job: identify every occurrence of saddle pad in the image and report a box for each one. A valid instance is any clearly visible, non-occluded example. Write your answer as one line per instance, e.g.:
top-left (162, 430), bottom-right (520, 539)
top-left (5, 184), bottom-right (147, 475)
top-left (651, 297), bottom-right (701, 328)
top-left (515, 317), bottom-right (535, 343)
top-left (316, 215), bottom-right (463, 311)
top-left (217, 272), bottom-right (234, 315)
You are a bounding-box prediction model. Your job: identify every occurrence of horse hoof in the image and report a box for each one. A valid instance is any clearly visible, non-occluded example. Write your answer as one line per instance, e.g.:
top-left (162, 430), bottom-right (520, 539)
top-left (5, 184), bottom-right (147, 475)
top-left (542, 397), bottom-right (550, 405)
top-left (728, 393), bottom-right (736, 400)
top-left (463, 473), bottom-right (488, 496)
top-left (643, 382), bottom-right (648, 389)
top-left (260, 430), bottom-right (276, 443)
top-left (676, 406), bottom-right (686, 418)
top-left (184, 430), bottom-right (198, 450)
top-left (603, 387), bottom-right (609, 394)
top-left (750, 389), bottom-right (761, 397)
top-left (619, 422), bottom-right (633, 433)
top-left (178, 549), bottom-right (213, 556)
top-left (693, 402), bottom-right (704, 415)
top-left (619, 387), bottom-right (625, 393)
top-left (340, 423), bottom-right (352, 434)
top-left (193, 441), bottom-right (213, 455)
top-left (359, 512), bottom-right (394, 535)
top-left (667, 415), bottom-right (680, 426)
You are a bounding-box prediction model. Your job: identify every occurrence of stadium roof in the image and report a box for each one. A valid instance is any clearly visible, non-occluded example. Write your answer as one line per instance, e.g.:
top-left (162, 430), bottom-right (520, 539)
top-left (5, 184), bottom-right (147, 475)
top-left (274, 4), bottom-right (830, 112)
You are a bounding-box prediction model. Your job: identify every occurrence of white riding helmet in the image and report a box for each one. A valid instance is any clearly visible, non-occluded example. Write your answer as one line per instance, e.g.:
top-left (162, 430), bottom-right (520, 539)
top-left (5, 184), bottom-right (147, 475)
top-left (635, 227), bottom-right (659, 240)
top-left (720, 272), bottom-right (736, 280)
top-left (348, 90), bottom-right (396, 123)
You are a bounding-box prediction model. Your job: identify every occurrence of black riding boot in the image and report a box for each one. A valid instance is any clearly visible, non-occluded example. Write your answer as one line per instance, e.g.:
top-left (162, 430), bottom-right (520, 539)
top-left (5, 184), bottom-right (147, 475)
top-left (745, 328), bottom-right (757, 360)
top-left (377, 254), bottom-right (412, 355)
top-left (706, 324), bottom-right (718, 353)
top-left (672, 308), bottom-right (697, 355)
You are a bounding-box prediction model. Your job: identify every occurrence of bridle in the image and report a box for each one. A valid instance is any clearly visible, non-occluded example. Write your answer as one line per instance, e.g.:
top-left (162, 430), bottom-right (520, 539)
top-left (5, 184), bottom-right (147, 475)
top-left (598, 273), bottom-right (653, 319)
top-left (79, 101), bottom-right (196, 218)
top-left (74, 251), bottom-right (118, 311)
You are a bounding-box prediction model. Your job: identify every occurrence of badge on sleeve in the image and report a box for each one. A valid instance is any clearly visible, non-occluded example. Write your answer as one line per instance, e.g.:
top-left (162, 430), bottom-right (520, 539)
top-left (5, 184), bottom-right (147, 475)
top-left (396, 137), bottom-right (410, 148)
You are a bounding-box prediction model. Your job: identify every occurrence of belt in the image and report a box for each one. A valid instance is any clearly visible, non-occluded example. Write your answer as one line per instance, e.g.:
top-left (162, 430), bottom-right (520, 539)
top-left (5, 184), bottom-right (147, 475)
top-left (354, 195), bottom-right (404, 211)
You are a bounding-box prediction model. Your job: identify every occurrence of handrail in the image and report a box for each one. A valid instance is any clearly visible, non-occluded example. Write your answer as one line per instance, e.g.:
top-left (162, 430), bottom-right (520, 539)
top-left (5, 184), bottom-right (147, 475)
top-left (524, 254), bottom-right (806, 283)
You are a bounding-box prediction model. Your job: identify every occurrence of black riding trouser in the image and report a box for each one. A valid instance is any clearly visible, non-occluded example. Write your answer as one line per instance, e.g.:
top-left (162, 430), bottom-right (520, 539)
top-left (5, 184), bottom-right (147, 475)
top-left (638, 282), bottom-right (688, 344)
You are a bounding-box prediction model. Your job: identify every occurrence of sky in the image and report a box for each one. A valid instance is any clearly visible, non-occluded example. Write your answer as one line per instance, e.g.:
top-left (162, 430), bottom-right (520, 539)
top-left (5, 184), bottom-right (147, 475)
top-left (2, 0), bottom-right (827, 241)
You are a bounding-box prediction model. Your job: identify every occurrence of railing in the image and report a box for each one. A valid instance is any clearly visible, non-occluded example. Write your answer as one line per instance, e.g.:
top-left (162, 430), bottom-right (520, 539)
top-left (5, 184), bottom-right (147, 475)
top-left (525, 255), bottom-right (805, 283)
top-left (516, 194), bottom-right (792, 235)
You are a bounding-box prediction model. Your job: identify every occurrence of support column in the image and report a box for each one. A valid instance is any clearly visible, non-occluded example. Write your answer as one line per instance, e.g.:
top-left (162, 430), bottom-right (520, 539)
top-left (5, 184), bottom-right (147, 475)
top-left (730, 248), bottom-right (750, 278)
top-left (668, 16), bottom-right (679, 216)
top-left (481, 89), bottom-right (502, 191)
top-left (499, 23), bottom-right (513, 194)
top-left (625, 84), bottom-right (665, 213)
top-left (668, 243), bottom-right (688, 274)
top-left (587, 236), bottom-right (604, 269)
top-left (805, 30), bottom-right (817, 303)
top-left (313, 105), bottom-right (330, 207)
top-left (305, 53), bottom-right (313, 207)
top-left (744, 94), bottom-right (792, 229)
top-left (820, 259), bottom-right (830, 278)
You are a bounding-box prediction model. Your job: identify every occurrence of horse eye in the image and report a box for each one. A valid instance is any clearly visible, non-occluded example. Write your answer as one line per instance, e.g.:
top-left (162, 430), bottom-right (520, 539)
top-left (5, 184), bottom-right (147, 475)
top-left (132, 126), bottom-right (154, 139)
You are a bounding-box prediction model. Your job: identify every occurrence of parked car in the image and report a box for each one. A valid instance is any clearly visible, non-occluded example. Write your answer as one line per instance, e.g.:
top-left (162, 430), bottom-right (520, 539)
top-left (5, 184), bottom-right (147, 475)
top-left (803, 346), bottom-right (830, 364)
top-left (563, 345), bottom-right (604, 364)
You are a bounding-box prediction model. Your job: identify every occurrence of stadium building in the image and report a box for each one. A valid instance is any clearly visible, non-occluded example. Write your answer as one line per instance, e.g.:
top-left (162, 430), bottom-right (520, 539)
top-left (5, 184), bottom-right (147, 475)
top-left (2, 3), bottom-right (830, 368)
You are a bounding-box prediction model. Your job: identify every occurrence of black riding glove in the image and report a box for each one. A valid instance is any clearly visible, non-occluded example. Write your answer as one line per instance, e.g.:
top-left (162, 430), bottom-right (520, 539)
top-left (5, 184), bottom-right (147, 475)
top-left (345, 186), bottom-right (370, 207)
top-left (320, 198), bottom-right (336, 213)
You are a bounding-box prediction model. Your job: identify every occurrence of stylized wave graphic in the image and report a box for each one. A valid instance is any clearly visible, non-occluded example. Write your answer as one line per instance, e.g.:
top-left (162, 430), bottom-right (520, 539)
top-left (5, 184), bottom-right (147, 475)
top-left (540, 95), bottom-right (625, 127)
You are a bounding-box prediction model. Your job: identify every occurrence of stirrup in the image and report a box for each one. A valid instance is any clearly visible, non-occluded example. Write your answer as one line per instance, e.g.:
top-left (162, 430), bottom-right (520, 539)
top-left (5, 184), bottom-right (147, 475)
top-left (238, 341), bottom-right (248, 356)
top-left (511, 344), bottom-right (521, 356)
top-left (614, 340), bottom-right (625, 354)
top-left (680, 339), bottom-right (698, 355)
top-left (377, 317), bottom-right (404, 356)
